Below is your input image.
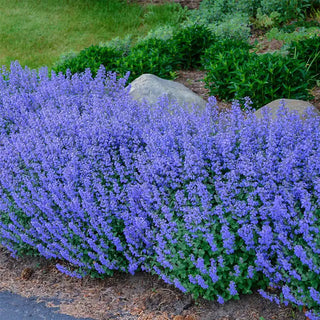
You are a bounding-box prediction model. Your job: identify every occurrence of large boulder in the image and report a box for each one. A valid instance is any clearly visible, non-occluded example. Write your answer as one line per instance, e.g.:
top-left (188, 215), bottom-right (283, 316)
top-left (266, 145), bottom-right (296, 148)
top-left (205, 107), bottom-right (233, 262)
top-left (128, 74), bottom-right (207, 110)
top-left (254, 99), bottom-right (320, 120)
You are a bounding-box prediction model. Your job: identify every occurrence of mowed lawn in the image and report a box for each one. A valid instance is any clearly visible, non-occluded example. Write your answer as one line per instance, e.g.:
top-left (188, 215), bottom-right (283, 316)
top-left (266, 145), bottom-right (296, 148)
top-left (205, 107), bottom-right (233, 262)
top-left (0, 0), bottom-right (185, 69)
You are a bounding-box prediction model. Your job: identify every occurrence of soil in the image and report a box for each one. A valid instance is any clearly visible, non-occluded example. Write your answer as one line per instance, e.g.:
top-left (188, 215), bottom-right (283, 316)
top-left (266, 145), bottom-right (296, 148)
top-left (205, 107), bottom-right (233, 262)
top-left (1, 1), bottom-right (319, 320)
top-left (0, 245), bottom-right (307, 320)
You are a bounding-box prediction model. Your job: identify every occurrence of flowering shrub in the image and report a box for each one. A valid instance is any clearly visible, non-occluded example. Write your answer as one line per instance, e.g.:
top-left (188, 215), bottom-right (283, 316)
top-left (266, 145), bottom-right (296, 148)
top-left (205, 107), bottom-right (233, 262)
top-left (0, 62), bottom-right (147, 277)
top-left (1, 62), bottom-right (320, 318)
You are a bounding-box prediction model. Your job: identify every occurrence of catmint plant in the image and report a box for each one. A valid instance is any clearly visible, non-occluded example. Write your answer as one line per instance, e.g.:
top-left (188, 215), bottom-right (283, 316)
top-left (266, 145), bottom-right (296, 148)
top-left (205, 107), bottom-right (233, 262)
top-left (0, 61), bottom-right (320, 319)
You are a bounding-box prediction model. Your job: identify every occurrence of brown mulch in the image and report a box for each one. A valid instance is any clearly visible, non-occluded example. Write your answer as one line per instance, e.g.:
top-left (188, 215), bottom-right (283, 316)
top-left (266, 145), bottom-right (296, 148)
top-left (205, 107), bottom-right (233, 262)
top-left (0, 245), bottom-right (306, 320)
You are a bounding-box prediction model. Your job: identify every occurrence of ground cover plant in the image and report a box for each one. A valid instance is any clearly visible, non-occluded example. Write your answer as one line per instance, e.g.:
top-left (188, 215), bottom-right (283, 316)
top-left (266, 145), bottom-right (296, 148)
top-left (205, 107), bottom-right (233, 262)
top-left (1, 62), bottom-right (320, 319)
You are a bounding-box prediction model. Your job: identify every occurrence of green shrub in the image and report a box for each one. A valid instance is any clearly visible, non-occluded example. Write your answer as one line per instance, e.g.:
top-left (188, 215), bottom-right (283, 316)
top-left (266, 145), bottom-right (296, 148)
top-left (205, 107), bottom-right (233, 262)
top-left (185, 0), bottom-right (253, 41)
top-left (210, 14), bottom-right (251, 41)
top-left (53, 24), bottom-right (216, 81)
top-left (53, 45), bottom-right (123, 77)
top-left (253, 8), bottom-right (281, 29)
top-left (266, 27), bottom-right (320, 45)
top-left (116, 38), bottom-right (177, 82)
top-left (101, 35), bottom-right (133, 56)
top-left (169, 24), bottom-right (216, 69)
top-left (201, 38), bottom-right (253, 66)
top-left (288, 35), bottom-right (320, 84)
top-left (282, 19), bottom-right (320, 33)
top-left (188, 0), bottom-right (259, 24)
top-left (202, 44), bottom-right (312, 108)
top-left (259, 0), bottom-right (320, 24)
top-left (139, 24), bottom-right (176, 41)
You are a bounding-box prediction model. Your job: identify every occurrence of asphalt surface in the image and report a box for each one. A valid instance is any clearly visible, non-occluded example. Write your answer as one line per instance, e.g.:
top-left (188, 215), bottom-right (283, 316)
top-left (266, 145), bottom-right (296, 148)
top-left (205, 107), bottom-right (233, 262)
top-left (0, 291), bottom-right (93, 320)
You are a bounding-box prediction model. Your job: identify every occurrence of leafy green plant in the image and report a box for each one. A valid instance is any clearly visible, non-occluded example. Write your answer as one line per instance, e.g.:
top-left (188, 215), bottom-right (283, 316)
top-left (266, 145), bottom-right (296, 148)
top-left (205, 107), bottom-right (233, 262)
top-left (281, 19), bottom-right (320, 33)
top-left (187, 0), bottom-right (260, 24)
top-left (116, 37), bottom-right (177, 82)
top-left (259, 0), bottom-right (320, 24)
top-left (266, 27), bottom-right (320, 45)
top-left (100, 35), bottom-right (133, 56)
top-left (202, 45), bottom-right (312, 108)
top-left (52, 45), bottom-right (123, 77)
top-left (253, 8), bottom-right (281, 29)
top-left (53, 24), bottom-right (216, 81)
top-left (201, 38), bottom-right (253, 68)
top-left (169, 24), bottom-right (216, 69)
top-left (210, 14), bottom-right (251, 41)
top-left (288, 34), bottom-right (320, 85)
top-left (138, 24), bottom-right (176, 41)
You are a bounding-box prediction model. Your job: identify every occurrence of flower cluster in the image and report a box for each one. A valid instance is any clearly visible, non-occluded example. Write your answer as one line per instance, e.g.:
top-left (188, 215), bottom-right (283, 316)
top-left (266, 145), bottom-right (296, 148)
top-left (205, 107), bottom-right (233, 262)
top-left (0, 62), bottom-right (320, 318)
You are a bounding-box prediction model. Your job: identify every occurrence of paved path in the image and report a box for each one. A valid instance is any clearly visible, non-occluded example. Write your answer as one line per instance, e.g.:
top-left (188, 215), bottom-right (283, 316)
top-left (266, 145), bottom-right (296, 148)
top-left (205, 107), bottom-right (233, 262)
top-left (0, 291), bottom-right (93, 320)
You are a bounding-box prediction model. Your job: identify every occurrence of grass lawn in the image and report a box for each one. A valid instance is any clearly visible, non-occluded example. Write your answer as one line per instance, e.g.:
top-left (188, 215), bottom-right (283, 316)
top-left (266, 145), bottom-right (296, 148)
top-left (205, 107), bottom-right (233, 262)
top-left (0, 0), bottom-right (185, 69)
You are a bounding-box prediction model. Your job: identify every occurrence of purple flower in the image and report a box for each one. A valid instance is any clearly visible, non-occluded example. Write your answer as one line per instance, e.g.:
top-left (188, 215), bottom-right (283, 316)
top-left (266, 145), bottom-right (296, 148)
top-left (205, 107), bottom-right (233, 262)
top-left (195, 257), bottom-right (208, 274)
top-left (217, 295), bottom-right (224, 304)
top-left (196, 274), bottom-right (209, 289)
top-left (228, 281), bottom-right (238, 296)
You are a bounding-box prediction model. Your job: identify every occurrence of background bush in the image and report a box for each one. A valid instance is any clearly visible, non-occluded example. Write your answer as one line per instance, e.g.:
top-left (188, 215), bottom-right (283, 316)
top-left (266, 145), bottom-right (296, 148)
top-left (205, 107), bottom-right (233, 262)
top-left (53, 24), bottom-right (215, 82)
top-left (288, 35), bottom-right (320, 85)
top-left (258, 0), bottom-right (320, 24)
top-left (52, 45), bottom-right (123, 77)
top-left (116, 37), bottom-right (177, 82)
top-left (169, 23), bottom-right (215, 69)
top-left (266, 27), bottom-right (320, 45)
top-left (202, 42), bottom-right (312, 107)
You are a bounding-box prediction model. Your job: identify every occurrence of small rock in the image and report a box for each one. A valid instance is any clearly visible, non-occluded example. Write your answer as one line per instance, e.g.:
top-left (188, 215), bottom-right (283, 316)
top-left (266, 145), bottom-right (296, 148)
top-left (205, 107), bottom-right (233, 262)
top-left (173, 315), bottom-right (197, 320)
top-left (254, 99), bottom-right (320, 120)
top-left (173, 316), bottom-right (185, 320)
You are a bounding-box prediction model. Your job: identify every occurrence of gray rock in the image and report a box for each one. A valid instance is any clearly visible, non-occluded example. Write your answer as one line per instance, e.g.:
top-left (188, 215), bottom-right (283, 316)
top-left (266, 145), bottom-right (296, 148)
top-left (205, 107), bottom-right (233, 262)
top-left (254, 99), bottom-right (320, 120)
top-left (128, 74), bottom-right (207, 110)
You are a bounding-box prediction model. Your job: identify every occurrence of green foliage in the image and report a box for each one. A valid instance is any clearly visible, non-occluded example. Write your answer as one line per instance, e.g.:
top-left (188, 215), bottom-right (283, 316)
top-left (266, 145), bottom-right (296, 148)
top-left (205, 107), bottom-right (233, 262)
top-left (116, 38), bottom-right (177, 82)
top-left (210, 14), bottom-right (251, 41)
top-left (185, 0), bottom-right (253, 41)
top-left (266, 27), bottom-right (320, 44)
top-left (202, 43), bottom-right (312, 108)
top-left (53, 45), bottom-right (123, 77)
top-left (288, 35), bottom-right (320, 84)
top-left (253, 8), bottom-right (281, 29)
top-left (169, 24), bottom-right (215, 69)
top-left (138, 24), bottom-right (176, 41)
top-left (53, 24), bottom-right (216, 82)
top-left (101, 35), bottom-right (133, 56)
top-left (188, 0), bottom-right (259, 24)
top-left (282, 19), bottom-right (320, 33)
top-left (258, 0), bottom-right (320, 24)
